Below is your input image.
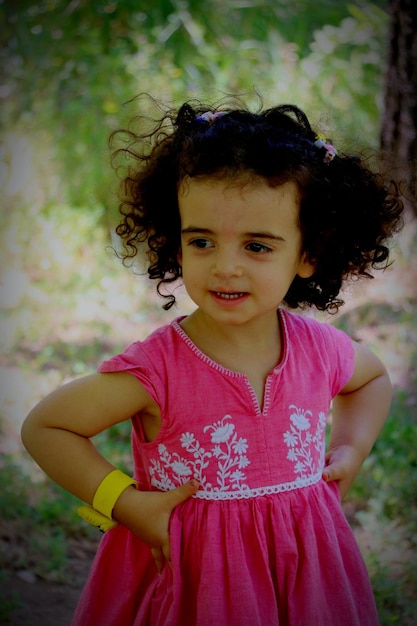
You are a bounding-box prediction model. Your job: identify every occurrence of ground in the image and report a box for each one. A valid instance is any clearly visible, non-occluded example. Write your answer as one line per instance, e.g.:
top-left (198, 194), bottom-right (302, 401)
top-left (1, 536), bottom-right (99, 626)
top-left (3, 574), bottom-right (85, 626)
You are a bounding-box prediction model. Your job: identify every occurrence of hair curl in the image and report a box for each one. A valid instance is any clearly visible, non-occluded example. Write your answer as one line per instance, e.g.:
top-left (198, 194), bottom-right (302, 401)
top-left (111, 98), bottom-right (404, 312)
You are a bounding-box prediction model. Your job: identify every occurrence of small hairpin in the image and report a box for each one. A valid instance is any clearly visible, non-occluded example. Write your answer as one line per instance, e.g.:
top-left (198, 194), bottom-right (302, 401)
top-left (196, 111), bottom-right (227, 124)
top-left (314, 133), bottom-right (337, 163)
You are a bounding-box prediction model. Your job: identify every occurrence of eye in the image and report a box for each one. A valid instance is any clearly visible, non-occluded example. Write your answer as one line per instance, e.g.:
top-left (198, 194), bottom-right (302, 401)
top-left (246, 242), bottom-right (272, 253)
top-left (189, 238), bottom-right (213, 249)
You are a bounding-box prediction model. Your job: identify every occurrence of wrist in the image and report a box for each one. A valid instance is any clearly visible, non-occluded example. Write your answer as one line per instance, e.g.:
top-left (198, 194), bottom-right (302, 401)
top-left (112, 482), bottom-right (142, 525)
top-left (327, 437), bottom-right (370, 461)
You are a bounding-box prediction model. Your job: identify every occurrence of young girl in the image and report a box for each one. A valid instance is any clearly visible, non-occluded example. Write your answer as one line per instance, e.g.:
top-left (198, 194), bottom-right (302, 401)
top-left (22, 100), bottom-right (403, 626)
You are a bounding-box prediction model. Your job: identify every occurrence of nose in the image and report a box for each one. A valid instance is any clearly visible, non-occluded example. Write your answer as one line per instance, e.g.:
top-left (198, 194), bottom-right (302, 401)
top-left (211, 249), bottom-right (243, 278)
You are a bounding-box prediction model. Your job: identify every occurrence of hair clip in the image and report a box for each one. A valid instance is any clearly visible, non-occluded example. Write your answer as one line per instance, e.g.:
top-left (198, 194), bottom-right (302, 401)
top-left (196, 111), bottom-right (227, 124)
top-left (314, 133), bottom-right (337, 163)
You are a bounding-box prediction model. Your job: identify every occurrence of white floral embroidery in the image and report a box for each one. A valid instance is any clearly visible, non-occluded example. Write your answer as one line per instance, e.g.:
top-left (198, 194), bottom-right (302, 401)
top-left (204, 416), bottom-right (235, 443)
top-left (203, 415), bottom-right (250, 492)
top-left (149, 414), bottom-right (250, 494)
top-left (149, 445), bottom-right (193, 490)
top-left (232, 437), bottom-right (249, 455)
top-left (283, 405), bottom-right (327, 477)
top-left (148, 409), bottom-right (326, 499)
top-left (179, 430), bottom-right (212, 488)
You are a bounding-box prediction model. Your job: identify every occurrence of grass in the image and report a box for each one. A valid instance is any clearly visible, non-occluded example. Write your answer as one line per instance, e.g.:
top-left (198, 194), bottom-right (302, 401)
top-left (0, 459), bottom-right (97, 583)
top-left (347, 389), bottom-right (417, 625)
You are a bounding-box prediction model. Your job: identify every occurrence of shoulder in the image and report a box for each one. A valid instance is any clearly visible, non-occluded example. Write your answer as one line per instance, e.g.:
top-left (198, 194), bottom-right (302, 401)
top-left (341, 340), bottom-right (389, 393)
top-left (281, 309), bottom-right (355, 395)
top-left (100, 320), bottom-right (181, 373)
top-left (96, 320), bottom-right (185, 413)
top-left (281, 308), bottom-right (351, 348)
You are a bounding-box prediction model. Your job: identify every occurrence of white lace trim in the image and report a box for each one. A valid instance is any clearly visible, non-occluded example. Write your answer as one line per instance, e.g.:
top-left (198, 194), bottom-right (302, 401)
top-left (173, 320), bottom-right (245, 378)
top-left (192, 471), bottom-right (323, 501)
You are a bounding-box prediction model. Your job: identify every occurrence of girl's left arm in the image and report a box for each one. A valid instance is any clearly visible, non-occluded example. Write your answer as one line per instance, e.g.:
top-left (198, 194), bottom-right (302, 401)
top-left (323, 340), bottom-right (392, 499)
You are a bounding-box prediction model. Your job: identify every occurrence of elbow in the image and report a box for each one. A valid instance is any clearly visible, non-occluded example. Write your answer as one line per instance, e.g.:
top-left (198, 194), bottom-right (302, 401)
top-left (377, 365), bottom-right (393, 401)
top-left (21, 409), bottom-right (43, 455)
top-left (20, 413), bottom-right (34, 453)
top-left (385, 371), bottom-right (394, 408)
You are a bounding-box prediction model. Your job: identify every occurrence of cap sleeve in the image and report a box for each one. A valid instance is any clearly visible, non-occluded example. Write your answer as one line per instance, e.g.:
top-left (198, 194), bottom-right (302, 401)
top-left (98, 341), bottom-right (166, 413)
top-left (316, 321), bottom-right (355, 397)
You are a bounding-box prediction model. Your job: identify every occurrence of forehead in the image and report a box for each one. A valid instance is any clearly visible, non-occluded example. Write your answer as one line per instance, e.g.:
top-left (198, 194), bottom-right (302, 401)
top-left (178, 176), bottom-right (301, 230)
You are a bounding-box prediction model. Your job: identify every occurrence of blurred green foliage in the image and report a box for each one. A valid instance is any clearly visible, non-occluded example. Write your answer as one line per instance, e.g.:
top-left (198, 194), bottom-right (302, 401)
top-left (0, 459), bottom-right (96, 581)
top-left (348, 387), bottom-right (417, 625)
top-left (1, 2), bottom-right (416, 623)
top-left (2, 0), bottom-right (389, 207)
top-left (349, 389), bottom-right (417, 530)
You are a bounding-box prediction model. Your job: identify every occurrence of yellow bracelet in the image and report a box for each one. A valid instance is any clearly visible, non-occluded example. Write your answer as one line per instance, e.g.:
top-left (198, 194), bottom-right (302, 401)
top-left (92, 469), bottom-right (137, 519)
top-left (77, 505), bottom-right (119, 532)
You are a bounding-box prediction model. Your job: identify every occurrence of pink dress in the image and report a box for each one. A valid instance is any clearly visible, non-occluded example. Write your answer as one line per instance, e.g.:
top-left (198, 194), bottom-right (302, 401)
top-left (72, 310), bottom-right (379, 626)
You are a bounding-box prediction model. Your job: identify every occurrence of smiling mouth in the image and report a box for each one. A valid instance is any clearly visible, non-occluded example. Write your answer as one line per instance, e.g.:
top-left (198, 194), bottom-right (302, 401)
top-left (213, 291), bottom-right (246, 300)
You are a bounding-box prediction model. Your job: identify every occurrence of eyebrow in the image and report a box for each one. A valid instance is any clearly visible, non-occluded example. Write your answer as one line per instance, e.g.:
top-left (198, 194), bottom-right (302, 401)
top-left (181, 227), bottom-right (285, 242)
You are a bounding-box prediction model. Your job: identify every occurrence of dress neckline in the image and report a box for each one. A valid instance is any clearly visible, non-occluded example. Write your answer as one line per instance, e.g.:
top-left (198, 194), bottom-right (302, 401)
top-left (172, 309), bottom-right (290, 379)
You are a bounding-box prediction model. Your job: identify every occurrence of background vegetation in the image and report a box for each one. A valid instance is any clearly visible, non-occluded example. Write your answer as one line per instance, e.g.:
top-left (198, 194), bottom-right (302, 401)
top-left (1, 1), bottom-right (416, 624)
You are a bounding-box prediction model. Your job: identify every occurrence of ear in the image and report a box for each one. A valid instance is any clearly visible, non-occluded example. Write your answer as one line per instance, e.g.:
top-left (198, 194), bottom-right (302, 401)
top-left (177, 247), bottom-right (182, 266)
top-left (296, 252), bottom-right (315, 279)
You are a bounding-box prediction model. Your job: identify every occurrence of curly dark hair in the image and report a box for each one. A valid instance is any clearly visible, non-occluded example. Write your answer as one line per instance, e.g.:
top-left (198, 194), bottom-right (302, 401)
top-left (111, 98), bottom-right (404, 312)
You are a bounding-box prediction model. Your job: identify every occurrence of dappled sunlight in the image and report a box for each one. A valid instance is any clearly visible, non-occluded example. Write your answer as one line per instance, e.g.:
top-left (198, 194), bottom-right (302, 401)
top-left (1, 2), bottom-right (415, 621)
top-left (0, 132), bottom-right (195, 461)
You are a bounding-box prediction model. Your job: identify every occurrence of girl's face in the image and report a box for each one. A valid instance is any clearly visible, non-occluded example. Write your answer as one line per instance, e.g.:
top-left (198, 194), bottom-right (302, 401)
top-left (178, 177), bottom-right (315, 330)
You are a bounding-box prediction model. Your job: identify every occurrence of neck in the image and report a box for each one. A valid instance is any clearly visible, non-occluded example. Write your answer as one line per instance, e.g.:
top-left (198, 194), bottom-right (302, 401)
top-left (180, 308), bottom-right (283, 373)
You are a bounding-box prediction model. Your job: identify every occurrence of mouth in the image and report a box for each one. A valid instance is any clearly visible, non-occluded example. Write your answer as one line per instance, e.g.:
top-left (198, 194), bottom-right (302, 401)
top-left (212, 291), bottom-right (247, 300)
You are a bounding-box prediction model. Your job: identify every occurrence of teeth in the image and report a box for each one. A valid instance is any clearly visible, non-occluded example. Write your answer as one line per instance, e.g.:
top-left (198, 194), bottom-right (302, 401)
top-left (215, 292), bottom-right (244, 299)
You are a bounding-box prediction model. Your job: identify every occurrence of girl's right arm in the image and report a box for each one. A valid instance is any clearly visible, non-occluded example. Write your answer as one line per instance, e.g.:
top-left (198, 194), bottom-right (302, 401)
top-left (21, 372), bottom-right (199, 572)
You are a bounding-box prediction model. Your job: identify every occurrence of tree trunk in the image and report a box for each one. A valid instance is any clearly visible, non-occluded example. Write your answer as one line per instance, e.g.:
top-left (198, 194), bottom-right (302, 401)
top-left (381, 0), bottom-right (417, 216)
